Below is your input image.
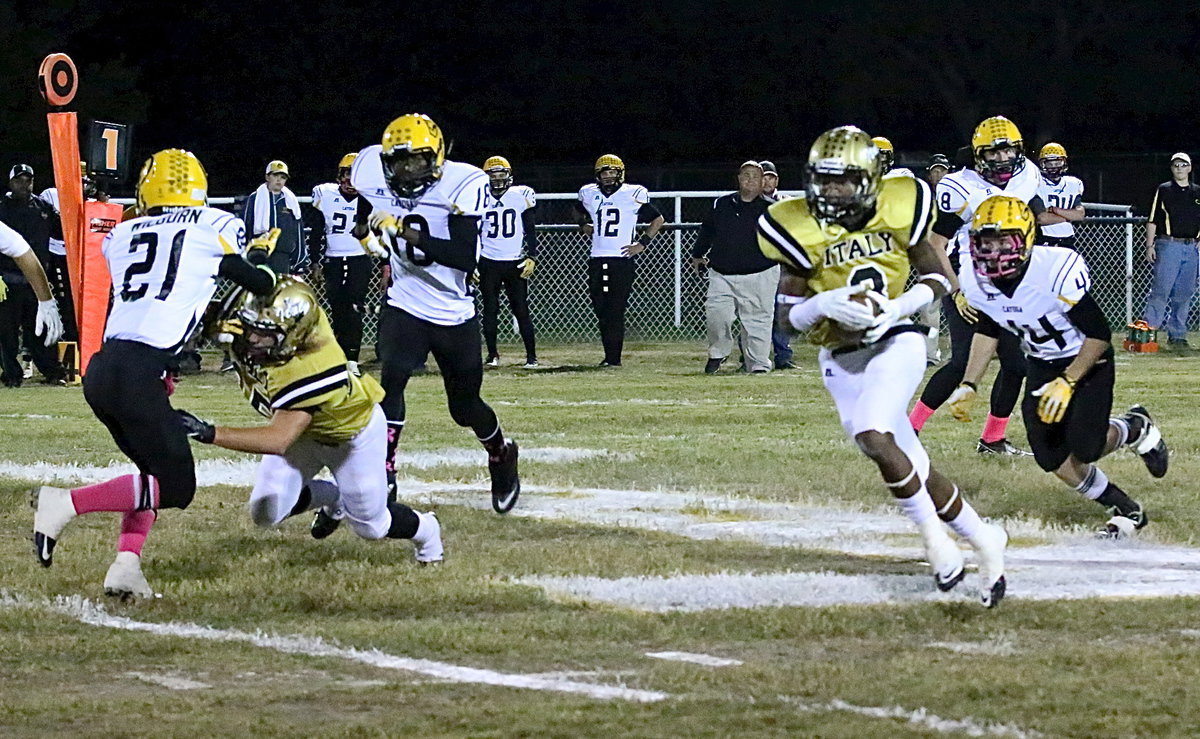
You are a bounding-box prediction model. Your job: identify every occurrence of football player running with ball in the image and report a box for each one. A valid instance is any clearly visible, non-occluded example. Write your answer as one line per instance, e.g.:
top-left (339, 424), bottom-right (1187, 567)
top-left (31, 149), bottom-right (278, 600)
top-left (175, 277), bottom-right (442, 561)
top-left (948, 196), bottom-right (1167, 537)
top-left (350, 113), bottom-right (521, 514)
top-left (758, 126), bottom-right (1008, 607)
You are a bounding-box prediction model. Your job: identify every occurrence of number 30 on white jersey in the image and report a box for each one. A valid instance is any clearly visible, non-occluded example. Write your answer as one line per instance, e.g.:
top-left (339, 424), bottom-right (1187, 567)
top-left (102, 207), bottom-right (246, 351)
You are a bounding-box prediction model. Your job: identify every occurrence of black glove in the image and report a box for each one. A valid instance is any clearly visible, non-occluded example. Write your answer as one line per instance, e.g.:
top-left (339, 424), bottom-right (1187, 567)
top-left (176, 409), bottom-right (216, 444)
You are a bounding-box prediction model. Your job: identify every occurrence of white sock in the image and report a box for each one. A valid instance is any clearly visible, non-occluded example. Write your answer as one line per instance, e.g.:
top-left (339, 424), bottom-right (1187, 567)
top-left (1109, 418), bottom-right (1130, 447)
top-left (894, 486), bottom-right (937, 526)
top-left (944, 497), bottom-right (984, 539)
top-left (1074, 465), bottom-right (1109, 501)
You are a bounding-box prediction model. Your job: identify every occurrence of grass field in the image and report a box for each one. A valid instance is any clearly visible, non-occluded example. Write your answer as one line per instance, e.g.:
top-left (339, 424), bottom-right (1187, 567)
top-left (3, 341), bottom-right (1200, 737)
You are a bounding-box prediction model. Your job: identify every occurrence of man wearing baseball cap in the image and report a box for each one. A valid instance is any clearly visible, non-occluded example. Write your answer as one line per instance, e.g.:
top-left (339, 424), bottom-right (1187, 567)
top-left (242, 159), bottom-right (304, 277)
top-left (0, 163), bottom-right (67, 386)
top-left (1143, 152), bottom-right (1200, 352)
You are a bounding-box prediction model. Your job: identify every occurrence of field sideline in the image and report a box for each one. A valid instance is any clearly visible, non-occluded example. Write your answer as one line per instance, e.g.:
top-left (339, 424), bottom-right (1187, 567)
top-left (2, 341), bottom-right (1200, 737)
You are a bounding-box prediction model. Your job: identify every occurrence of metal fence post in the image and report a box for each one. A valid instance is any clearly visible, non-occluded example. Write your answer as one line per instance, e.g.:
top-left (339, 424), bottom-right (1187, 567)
top-left (674, 196), bottom-right (683, 327)
top-left (1125, 206), bottom-right (1133, 326)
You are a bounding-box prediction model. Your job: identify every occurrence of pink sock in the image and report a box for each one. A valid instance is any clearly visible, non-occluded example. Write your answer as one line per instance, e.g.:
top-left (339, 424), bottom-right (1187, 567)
top-left (117, 510), bottom-right (157, 556)
top-left (909, 401), bottom-right (936, 432)
top-left (981, 414), bottom-right (1010, 443)
top-left (71, 474), bottom-right (159, 514)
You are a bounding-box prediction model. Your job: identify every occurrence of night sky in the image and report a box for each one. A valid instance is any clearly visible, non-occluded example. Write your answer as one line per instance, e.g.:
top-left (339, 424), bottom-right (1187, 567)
top-left (1, 1), bottom-right (1197, 206)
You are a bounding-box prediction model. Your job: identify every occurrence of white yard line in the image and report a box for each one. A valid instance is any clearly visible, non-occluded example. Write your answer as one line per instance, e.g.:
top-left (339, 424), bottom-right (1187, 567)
top-left (0, 591), bottom-right (667, 703)
top-left (125, 672), bottom-right (211, 690)
top-left (645, 651), bottom-right (743, 667)
top-left (783, 697), bottom-right (1043, 738)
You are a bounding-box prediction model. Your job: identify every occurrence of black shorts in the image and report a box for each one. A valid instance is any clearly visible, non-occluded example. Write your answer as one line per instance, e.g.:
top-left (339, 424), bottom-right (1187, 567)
top-left (1022, 356), bottom-right (1114, 472)
top-left (82, 340), bottom-right (197, 508)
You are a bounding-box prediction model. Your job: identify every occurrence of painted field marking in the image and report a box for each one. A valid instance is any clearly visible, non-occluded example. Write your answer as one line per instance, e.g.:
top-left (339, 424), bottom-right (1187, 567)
top-left (0, 591), bottom-right (668, 704)
top-left (645, 651), bottom-right (743, 667)
top-left (125, 672), bottom-right (211, 690)
top-left (783, 697), bottom-right (1043, 738)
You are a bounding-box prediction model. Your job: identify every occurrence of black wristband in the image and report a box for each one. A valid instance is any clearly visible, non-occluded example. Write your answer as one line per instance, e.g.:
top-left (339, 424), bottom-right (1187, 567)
top-left (638, 234), bottom-right (652, 247)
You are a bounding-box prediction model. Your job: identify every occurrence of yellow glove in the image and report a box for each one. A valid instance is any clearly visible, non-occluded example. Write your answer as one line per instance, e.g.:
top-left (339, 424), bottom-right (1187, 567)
top-left (946, 383), bottom-right (977, 422)
top-left (954, 291), bottom-right (978, 324)
top-left (360, 233), bottom-right (388, 258)
top-left (1032, 375), bottom-right (1076, 424)
top-left (0, 274), bottom-right (7, 302)
top-left (518, 257), bottom-right (536, 279)
top-left (248, 228), bottom-right (281, 256)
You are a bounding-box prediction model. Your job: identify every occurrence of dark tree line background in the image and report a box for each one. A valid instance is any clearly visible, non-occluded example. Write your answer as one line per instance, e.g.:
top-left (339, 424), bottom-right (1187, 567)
top-left (1, 1), bottom-right (1197, 208)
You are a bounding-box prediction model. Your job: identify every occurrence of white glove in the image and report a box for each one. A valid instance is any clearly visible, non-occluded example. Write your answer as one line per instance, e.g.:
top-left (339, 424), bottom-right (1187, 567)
top-left (36, 299), bottom-right (63, 346)
top-left (863, 290), bottom-right (900, 343)
top-left (360, 233), bottom-right (388, 258)
top-left (815, 284), bottom-right (875, 329)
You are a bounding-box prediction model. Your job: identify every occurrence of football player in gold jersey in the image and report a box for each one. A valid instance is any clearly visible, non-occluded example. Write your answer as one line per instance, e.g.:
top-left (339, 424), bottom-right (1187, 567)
top-left (757, 126), bottom-right (1007, 607)
top-left (176, 277), bottom-right (442, 563)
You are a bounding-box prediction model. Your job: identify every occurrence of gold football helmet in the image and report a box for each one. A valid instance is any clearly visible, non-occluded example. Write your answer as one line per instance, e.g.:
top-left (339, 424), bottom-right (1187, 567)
top-left (594, 154), bottom-right (625, 195)
top-left (969, 195), bottom-right (1036, 280)
top-left (1038, 142), bottom-right (1068, 182)
top-left (483, 155), bottom-right (513, 192)
top-left (971, 116), bottom-right (1025, 184)
top-left (232, 276), bottom-right (321, 366)
top-left (805, 126), bottom-right (882, 223)
top-left (136, 149), bottom-right (207, 214)
top-left (380, 114), bottom-right (446, 199)
top-left (871, 136), bottom-right (895, 174)
top-left (337, 152), bottom-right (357, 189)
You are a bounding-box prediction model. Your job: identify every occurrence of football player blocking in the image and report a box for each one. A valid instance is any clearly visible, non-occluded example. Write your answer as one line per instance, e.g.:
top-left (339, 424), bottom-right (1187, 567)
top-left (175, 277), bottom-right (441, 562)
top-left (349, 114), bottom-right (521, 515)
top-left (758, 126), bottom-right (1007, 607)
top-left (32, 149), bottom-right (279, 600)
top-left (948, 196), bottom-right (1168, 537)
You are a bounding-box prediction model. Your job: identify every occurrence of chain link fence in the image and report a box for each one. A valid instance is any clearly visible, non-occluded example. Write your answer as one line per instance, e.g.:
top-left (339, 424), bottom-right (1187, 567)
top-left (177, 194), bottom-right (1174, 347)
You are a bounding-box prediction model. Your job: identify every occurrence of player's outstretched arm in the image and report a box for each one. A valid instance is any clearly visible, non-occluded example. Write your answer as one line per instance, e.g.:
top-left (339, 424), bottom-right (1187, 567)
top-left (177, 408), bottom-right (313, 456)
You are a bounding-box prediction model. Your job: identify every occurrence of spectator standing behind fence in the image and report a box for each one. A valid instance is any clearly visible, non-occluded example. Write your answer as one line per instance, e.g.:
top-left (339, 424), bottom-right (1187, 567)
top-left (760, 160), bottom-right (798, 370)
top-left (1035, 143), bottom-right (1085, 249)
top-left (244, 160), bottom-right (305, 276)
top-left (308, 153), bottom-right (375, 377)
top-left (0, 164), bottom-right (66, 386)
top-left (691, 161), bottom-right (777, 374)
top-left (575, 155), bottom-right (665, 367)
top-left (479, 156), bottom-right (539, 369)
top-left (1143, 152), bottom-right (1200, 352)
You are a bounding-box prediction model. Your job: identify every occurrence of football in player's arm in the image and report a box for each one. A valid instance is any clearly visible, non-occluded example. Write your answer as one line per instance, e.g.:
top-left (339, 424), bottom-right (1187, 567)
top-left (948, 196), bottom-right (1167, 538)
top-left (758, 126), bottom-right (1007, 608)
top-left (175, 277), bottom-right (442, 560)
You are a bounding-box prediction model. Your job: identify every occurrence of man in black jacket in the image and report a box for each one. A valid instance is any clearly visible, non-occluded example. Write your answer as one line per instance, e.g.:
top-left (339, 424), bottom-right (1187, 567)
top-left (0, 164), bottom-right (66, 386)
top-left (690, 161), bottom-right (778, 373)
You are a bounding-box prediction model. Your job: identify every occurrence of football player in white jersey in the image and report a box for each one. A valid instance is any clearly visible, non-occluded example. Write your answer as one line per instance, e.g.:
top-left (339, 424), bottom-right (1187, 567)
top-left (309, 152), bottom-right (375, 375)
top-left (1035, 143), bottom-right (1085, 249)
top-left (872, 136), bottom-right (915, 180)
top-left (31, 149), bottom-right (279, 600)
top-left (948, 197), bottom-right (1167, 537)
top-left (574, 155), bottom-right (665, 366)
top-left (479, 155), bottom-right (539, 368)
top-left (0, 219), bottom-right (62, 351)
top-left (350, 114), bottom-right (521, 514)
top-left (911, 116), bottom-right (1048, 456)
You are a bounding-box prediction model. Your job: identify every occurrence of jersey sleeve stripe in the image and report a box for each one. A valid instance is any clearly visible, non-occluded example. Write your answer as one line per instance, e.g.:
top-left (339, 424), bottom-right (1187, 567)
top-left (1050, 252), bottom-right (1083, 295)
top-left (448, 170), bottom-right (488, 203)
top-left (270, 365), bottom-right (350, 408)
top-left (942, 179), bottom-right (970, 200)
top-left (757, 212), bottom-right (813, 271)
top-left (908, 178), bottom-right (933, 246)
top-left (275, 377), bottom-right (350, 410)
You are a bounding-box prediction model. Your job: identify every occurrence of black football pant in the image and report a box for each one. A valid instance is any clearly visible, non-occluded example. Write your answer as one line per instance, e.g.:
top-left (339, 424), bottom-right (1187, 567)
top-left (1024, 356), bottom-right (1113, 472)
top-left (0, 279), bottom-right (65, 386)
top-left (479, 257), bottom-right (536, 361)
top-left (919, 293), bottom-right (1025, 418)
top-left (49, 253), bottom-right (78, 342)
top-left (83, 340), bottom-right (196, 509)
top-left (588, 257), bottom-right (636, 365)
top-left (323, 255), bottom-right (372, 362)
top-left (377, 306), bottom-right (499, 438)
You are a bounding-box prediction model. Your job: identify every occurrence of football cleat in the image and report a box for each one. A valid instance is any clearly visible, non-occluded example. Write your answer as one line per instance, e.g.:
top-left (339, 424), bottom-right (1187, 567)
top-left (523, 359), bottom-right (539, 369)
top-left (922, 526), bottom-right (965, 592)
top-left (31, 485), bottom-right (76, 568)
top-left (485, 355), bottom-right (500, 368)
top-left (976, 438), bottom-right (1033, 457)
top-left (310, 505), bottom-right (344, 540)
top-left (412, 511), bottom-right (444, 565)
top-left (1126, 406), bottom-right (1168, 478)
top-left (1098, 503), bottom-right (1148, 539)
top-left (968, 522), bottom-right (1008, 608)
top-left (103, 551), bottom-right (156, 602)
top-left (489, 439), bottom-right (521, 514)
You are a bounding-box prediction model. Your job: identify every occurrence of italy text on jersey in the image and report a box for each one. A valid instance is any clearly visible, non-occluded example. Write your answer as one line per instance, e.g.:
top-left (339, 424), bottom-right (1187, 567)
top-left (351, 145), bottom-right (489, 326)
top-left (102, 207), bottom-right (245, 351)
top-left (481, 185), bottom-right (535, 261)
top-left (937, 163), bottom-right (1043, 252)
top-left (312, 183), bottom-right (364, 258)
top-left (577, 182), bottom-right (649, 258)
top-left (960, 245), bottom-right (1089, 361)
